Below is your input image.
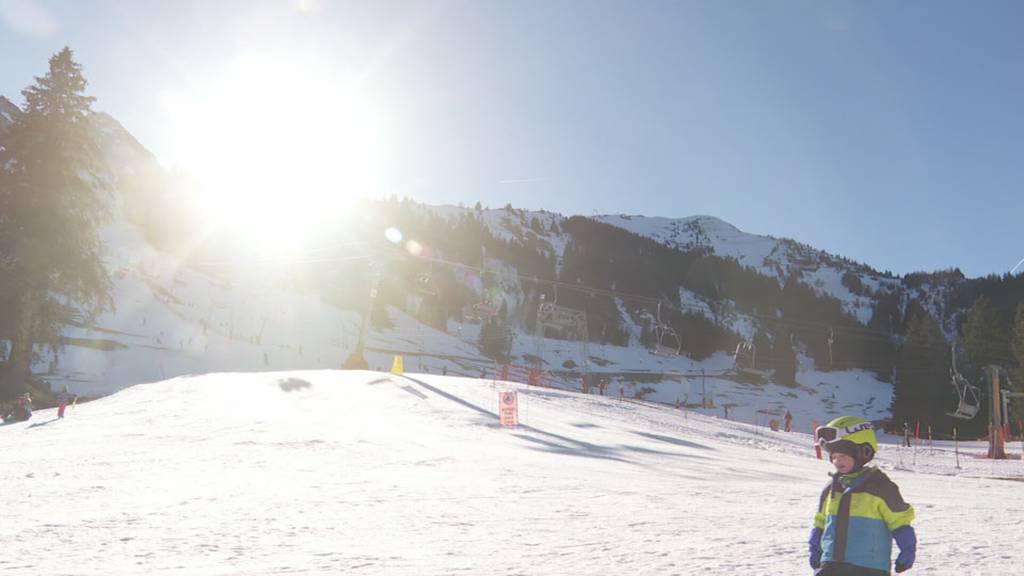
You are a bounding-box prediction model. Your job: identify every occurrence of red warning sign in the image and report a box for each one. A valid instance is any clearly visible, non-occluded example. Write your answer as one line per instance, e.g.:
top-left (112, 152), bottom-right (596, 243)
top-left (499, 391), bottom-right (518, 427)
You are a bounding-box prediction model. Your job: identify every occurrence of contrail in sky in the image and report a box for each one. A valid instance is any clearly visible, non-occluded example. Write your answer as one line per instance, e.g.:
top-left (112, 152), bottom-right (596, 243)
top-left (1011, 256), bottom-right (1024, 275)
top-left (498, 178), bottom-right (546, 184)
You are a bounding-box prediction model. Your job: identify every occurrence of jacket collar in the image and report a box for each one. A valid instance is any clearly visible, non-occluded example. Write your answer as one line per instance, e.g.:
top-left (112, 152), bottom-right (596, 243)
top-left (831, 465), bottom-right (877, 489)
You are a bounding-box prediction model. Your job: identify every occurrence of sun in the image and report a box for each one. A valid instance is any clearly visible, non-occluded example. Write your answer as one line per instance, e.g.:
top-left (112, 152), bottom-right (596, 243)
top-left (162, 52), bottom-right (390, 257)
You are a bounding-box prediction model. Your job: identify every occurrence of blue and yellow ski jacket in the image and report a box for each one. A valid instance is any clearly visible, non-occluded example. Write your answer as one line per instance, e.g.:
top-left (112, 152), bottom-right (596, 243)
top-left (813, 466), bottom-right (915, 574)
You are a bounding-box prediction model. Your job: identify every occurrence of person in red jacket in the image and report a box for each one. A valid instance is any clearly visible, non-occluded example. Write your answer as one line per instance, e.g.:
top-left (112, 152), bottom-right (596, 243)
top-left (56, 385), bottom-right (77, 419)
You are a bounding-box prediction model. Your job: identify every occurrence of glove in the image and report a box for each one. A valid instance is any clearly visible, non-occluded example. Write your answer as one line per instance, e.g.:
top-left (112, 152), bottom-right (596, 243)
top-left (893, 525), bottom-right (916, 573)
top-left (808, 527), bottom-right (823, 569)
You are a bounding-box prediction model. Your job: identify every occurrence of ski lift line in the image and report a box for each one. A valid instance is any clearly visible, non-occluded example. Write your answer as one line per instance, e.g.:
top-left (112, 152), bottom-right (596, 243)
top-left (408, 252), bottom-right (1011, 358)
top-left (366, 247), bottom-right (917, 347)
top-left (232, 245), bottom-right (1013, 361)
top-left (415, 254), bottom-right (862, 335)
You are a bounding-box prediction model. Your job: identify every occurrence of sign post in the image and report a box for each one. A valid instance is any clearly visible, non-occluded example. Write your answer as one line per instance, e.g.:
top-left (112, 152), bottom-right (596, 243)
top-left (499, 391), bottom-right (519, 427)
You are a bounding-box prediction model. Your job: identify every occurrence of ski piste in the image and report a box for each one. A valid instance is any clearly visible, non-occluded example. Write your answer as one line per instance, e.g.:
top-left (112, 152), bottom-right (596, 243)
top-left (2, 370), bottom-right (1020, 574)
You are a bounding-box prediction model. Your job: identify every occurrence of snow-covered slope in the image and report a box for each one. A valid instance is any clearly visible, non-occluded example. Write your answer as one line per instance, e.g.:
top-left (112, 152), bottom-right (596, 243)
top-left (53, 218), bottom-right (896, 431)
top-left (422, 204), bottom-right (569, 270)
top-left (0, 99), bottom-right (905, 423)
top-left (37, 200), bottom-right (898, 428)
top-left (594, 214), bottom-right (900, 324)
top-left (2, 370), bottom-right (1019, 575)
top-left (596, 214), bottom-right (780, 271)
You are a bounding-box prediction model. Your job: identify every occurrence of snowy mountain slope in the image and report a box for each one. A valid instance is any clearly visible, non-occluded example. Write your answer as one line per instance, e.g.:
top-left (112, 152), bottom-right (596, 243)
top-left (422, 203), bottom-right (569, 269)
top-left (418, 206), bottom-right (899, 327)
top-left (2, 370), bottom-right (1019, 575)
top-left (0, 97), bottom-right (915, 424)
top-left (596, 214), bottom-right (778, 271)
top-left (38, 187), bottom-right (900, 426)
top-left (54, 218), bottom-right (896, 432)
top-left (49, 220), bottom-right (517, 397)
top-left (593, 214), bottom-right (900, 323)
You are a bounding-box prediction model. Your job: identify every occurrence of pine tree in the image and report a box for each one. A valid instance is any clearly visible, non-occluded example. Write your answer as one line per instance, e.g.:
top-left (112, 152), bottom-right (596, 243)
top-left (0, 47), bottom-right (111, 399)
top-left (1011, 303), bottom-right (1024, 368)
top-left (963, 296), bottom-right (1011, 375)
top-left (771, 330), bottom-right (798, 386)
top-left (891, 311), bottom-right (948, 428)
top-left (1009, 303), bottom-right (1024, 423)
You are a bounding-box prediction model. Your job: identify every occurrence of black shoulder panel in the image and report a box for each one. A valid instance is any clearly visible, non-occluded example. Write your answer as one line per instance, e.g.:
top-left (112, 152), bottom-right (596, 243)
top-left (863, 470), bottom-right (910, 512)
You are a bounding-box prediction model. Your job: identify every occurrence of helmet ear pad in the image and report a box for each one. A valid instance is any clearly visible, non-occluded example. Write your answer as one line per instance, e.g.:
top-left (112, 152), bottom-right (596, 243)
top-left (857, 444), bottom-right (875, 465)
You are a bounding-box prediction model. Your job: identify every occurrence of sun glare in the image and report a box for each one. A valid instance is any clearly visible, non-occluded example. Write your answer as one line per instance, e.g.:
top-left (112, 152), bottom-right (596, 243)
top-left (162, 53), bottom-right (390, 257)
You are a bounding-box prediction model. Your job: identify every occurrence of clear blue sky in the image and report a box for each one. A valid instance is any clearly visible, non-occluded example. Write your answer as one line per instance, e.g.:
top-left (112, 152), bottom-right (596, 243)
top-left (2, 0), bottom-right (1022, 278)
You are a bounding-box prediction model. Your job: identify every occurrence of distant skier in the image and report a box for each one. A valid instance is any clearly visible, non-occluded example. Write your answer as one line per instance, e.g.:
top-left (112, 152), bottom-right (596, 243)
top-left (784, 410), bottom-right (793, 432)
top-left (56, 386), bottom-right (77, 419)
top-left (2, 393), bottom-right (33, 423)
top-left (810, 416), bottom-right (917, 575)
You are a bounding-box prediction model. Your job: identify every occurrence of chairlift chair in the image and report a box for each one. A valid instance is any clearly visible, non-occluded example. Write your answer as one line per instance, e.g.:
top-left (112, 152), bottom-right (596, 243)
top-left (654, 325), bottom-right (681, 356)
top-left (947, 369), bottom-right (981, 420)
top-left (732, 341), bottom-right (769, 381)
top-left (651, 301), bottom-right (681, 356)
top-left (947, 346), bottom-right (981, 420)
top-left (733, 341), bottom-right (757, 370)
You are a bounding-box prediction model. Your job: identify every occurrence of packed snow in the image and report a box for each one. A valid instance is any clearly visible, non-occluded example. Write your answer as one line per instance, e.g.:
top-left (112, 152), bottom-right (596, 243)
top-left (2, 370), bottom-right (1021, 575)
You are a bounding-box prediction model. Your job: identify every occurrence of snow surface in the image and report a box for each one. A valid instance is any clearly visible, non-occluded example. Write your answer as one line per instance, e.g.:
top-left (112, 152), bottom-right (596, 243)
top-left (2, 370), bottom-right (1021, 575)
top-left (595, 214), bottom-right (780, 274)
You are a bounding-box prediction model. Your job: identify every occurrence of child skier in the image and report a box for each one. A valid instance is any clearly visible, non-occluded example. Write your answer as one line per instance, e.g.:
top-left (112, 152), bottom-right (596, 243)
top-left (809, 416), bottom-right (917, 575)
top-left (56, 385), bottom-right (76, 419)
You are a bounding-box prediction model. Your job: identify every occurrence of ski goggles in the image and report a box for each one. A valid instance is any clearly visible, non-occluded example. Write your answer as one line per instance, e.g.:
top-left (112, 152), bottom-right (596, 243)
top-left (814, 421), bottom-right (872, 445)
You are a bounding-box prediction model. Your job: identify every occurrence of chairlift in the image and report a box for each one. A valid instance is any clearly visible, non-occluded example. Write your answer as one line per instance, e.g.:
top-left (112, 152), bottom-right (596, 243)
top-left (733, 341), bottom-right (757, 370)
top-left (947, 347), bottom-right (981, 420)
top-left (652, 302), bottom-right (680, 356)
top-left (655, 325), bottom-right (681, 356)
top-left (733, 341), bottom-right (769, 381)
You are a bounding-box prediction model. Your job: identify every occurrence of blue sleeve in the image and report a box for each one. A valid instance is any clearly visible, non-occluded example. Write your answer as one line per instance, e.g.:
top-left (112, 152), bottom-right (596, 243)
top-left (808, 527), bottom-right (823, 569)
top-left (893, 525), bottom-right (916, 573)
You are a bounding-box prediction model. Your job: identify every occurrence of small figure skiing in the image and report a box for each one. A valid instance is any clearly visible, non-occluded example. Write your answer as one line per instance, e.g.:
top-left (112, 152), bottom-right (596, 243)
top-left (56, 385), bottom-right (77, 419)
top-left (784, 410), bottom-right (793, 432)
top-left (810, 416), bottom-right (917, 575)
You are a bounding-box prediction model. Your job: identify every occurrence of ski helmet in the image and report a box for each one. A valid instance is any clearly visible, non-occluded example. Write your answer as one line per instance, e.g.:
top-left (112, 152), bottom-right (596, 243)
top-left (816, 415), bottom-right (877, 467)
